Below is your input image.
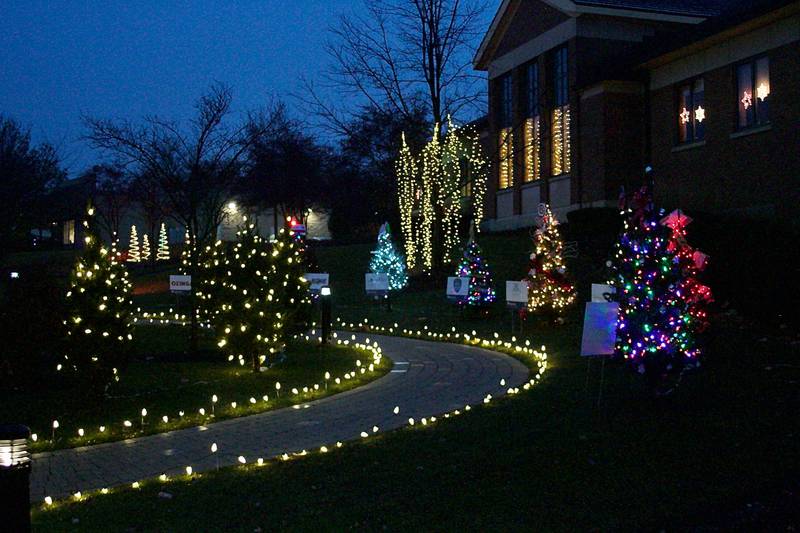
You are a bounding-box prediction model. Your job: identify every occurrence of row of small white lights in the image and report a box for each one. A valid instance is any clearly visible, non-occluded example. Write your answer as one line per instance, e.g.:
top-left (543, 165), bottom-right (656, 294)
top-left (41, 325), bottom-right (547, 508)
top-left (32, 332), bottom-right (382, 449)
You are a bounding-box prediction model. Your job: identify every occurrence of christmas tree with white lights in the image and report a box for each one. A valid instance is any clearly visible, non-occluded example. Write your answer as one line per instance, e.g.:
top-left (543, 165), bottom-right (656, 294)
top-left (270, 224), bottom-right (312, 337)
top-left (526, 204), bottom-right (576, 318)
top-left (369, 222), bottom-right (408, 291)
top-left (141, 233), bottom-right (151, 263)
top-left (62, 204), bottom-right (134, 394)
top-left (157, 223), bottom-right (170, 261)
top-left (127, 225), bottom-right (140, 263)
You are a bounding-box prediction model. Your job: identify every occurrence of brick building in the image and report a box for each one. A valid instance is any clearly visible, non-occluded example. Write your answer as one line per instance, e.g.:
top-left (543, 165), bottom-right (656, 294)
top-left (474, 0), bottom-right (800, 230)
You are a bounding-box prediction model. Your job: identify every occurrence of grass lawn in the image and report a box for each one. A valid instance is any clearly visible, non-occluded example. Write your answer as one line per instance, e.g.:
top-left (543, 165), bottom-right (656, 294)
top-left (1, 325), bottom-right (389, 453)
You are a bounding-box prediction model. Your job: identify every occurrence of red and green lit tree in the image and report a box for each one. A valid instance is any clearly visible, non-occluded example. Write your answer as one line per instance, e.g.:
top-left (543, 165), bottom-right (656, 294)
top-left (610, 178), bottom-right (712, 392)
top-left (61, 204), bottom-right (134, 394)
top-left (455, 238), bottom-right (496, 308)
top-left (525, 204), bottom-right (576, 317)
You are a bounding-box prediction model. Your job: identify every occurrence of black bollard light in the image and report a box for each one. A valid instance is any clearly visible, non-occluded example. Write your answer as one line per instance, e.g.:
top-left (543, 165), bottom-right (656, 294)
top-left (0, 424), bottom-right (32, 532)
top-left (320, 286), bottom-right (332, 344)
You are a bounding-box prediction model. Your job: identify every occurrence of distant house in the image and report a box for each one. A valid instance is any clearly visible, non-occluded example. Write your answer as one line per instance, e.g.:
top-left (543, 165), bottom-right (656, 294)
top-left (474, 0), bottom-right (800, 230)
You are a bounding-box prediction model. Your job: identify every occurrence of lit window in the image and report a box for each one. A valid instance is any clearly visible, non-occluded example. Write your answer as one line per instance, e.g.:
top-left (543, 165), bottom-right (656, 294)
top-left (551, 47), bottom-right (570, 176)
top-left (737, 57), bottom-right (770, 129)
top-left (524, 62), bottom-right (541, 182)
top-left (63, 219), bottom-right (75, 245)
top-left (497, 74), bottom-right (514, 189)
top-left (677, 78), bottom-right (705, 143)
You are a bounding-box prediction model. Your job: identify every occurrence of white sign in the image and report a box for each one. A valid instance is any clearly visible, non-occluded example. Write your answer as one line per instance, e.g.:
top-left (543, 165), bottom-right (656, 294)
top-left (505, 281), bottom-right (529, 304)
top-left (580, 302), bottom-right (619, 356)
top-left (304, 273), bottom-right (329, 292)
top-left (365, 273), bottom-right (389, 293)
top-left (169, 275), bottom-right (191, 292)
top-left (591, 283), bottom-right (616, 303)
top-left (446, 276), bottom-right (470, 297)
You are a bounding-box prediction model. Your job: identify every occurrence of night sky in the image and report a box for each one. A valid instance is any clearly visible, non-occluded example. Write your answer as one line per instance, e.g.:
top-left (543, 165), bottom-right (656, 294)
top-left (0, 1), bottom-right (493, 176)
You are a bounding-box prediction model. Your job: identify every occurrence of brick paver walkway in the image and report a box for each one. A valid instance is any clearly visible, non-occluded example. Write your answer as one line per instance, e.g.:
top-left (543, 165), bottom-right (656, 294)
top-left (31, 333), bottom-right (529, 500)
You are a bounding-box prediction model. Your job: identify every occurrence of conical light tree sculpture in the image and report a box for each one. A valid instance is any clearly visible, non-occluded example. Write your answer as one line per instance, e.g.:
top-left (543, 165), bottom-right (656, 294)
top-left (610, 177), bottom-right (713, 391)
top-left (127, 225), bottom-right (140, 263)
top-left (61, 204), bottom-right (134, 395)
top-left (526, 204), bottom-right (576, 317)
top-left (141, 233), bottom-right (151, 263)
top-left (157, 223), bottom-right (170, 261)
top-left (369, 222), bottom-right (408, 291)
top-left (455, 230), bottom-right (496, 308)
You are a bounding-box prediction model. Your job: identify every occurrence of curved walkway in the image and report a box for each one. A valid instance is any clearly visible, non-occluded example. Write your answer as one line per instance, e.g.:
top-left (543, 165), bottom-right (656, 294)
top-left (31, 333), bottom-right (529, 500)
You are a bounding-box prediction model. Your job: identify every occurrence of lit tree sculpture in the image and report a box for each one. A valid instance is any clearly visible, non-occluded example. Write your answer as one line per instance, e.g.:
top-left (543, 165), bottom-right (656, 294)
top-left (526, 204), bottom-right (576, 318)
top-left (455, 231), bottom-right (496, 308)
top-left (141, 233), bottom-right (151, 263)
top-left (369, 222), bottom-right (408, 291)
top-left (610, 177), bottom-right (713, 392)
top-left (127, 225), bottom-right (140, 263)
top-left (61, 204), bottom-right (134, 394)
top-left (156, 223), bottom-right (170, 261)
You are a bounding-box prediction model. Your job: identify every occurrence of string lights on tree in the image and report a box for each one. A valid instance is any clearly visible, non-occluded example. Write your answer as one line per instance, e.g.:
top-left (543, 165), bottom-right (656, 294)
top-left (455, 227), bottom-right (496, 308)
top-left (369, 222), bottom-right (408, 291)
top-left (609, 170), bottom-right (713, 393)
top-left (157, 223), bottom-right (170, 261)
top-left (127, 225), bottom-right (140, 263)
top-left (396, 133), bottom-right (418, 271)
top-left (525, 204), bottom-right (576, 319)
top-left (61, 204), bottom-right (134, 395)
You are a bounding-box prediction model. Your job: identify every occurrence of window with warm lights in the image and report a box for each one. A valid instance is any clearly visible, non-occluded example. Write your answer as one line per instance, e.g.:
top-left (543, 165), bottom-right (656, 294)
top-left (497, 73), bottom-right (514, 189)
top-left (737, 57), bottom-right (770, 129)
top-left (524, 62), bottom-right (541, 182)
top-left (677, 78), bottom-right (705, 143)
top-left (551, 47), bottom-right (571, 176)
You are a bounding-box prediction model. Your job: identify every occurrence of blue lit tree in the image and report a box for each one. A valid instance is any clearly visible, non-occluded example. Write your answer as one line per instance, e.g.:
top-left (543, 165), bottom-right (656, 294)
top-left (369, 222), bottom-right (408, 291)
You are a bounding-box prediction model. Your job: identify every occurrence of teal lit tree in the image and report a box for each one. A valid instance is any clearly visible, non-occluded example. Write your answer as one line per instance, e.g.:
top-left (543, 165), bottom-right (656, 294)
top-left (369, 222), bottom-right (408, 291)
top-left (610, 172), bottom-right (712, 393)
top-left (455, 236), bottom-right (496, 308)
top-left (61, 204), bottom-right (134, 394)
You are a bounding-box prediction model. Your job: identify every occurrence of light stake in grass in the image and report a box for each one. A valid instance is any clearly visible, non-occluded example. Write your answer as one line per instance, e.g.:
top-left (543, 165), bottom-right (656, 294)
top-left (51, 420), bottom-right (58, 442)
top-left (324, 372), bottom-right (330, 390)
top-left (211, 394), bottom-right (218, 416)
top-left (141, 408), bottom-right (147, 429)
top-left (211, 442), bottom-right (219, 470)
top-left (275, 381), bottom-right (281, 398)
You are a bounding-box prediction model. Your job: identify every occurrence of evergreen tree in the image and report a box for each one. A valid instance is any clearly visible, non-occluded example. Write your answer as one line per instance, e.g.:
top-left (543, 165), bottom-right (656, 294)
top-left (61, 204), bottom-right (134, 394)
top-left (271, 225), bottom-right (312, 337)
top-left (525, 204), bottom-right (576, 317)
top-left (369, 222), bottom-right (408, 290)
top-left (141, 233), bottom-right (151, 263)
top-left (455, 237), bottom-right (495, 308)
top-left (212, 219), bottom-right (283, 371)
top-left (127, 225), bottom-right (140, 263)
top-left (157, 222), bottom-right (170, 261)
top-left (610, 178), bottom-right (713, 392)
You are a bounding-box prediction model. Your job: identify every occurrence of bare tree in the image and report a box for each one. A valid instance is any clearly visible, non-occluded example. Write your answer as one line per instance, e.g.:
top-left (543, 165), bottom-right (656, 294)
top-left (84, 83), bottom-right (284, 352)
top-left (303, 0), bottom-right (487, 135)
top-left (80, 164), bottom-right (132, 243)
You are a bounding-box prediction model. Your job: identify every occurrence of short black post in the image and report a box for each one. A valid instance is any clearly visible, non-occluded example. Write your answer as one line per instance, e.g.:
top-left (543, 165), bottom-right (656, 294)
top-left (320, 286), bottom-right (332, 344)
top-left (0, 424), bottom-right (32, 533)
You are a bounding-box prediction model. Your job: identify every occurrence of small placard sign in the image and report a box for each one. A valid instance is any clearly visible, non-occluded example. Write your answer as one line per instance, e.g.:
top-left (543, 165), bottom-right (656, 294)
top-left (304, 273), bottom-right (330, 292)
top-left (591, 283), bottom-right (616, 303)
top-left (169, 275), bottom-right (191, 293)
top-left (365, 273), bottom-right (389, 294)
top-left (505, 281), bottom-right (529, 305)
top-left (580, 302), bottom-right (619, 356)
top-left (446, 276), bottom-right (470, 298)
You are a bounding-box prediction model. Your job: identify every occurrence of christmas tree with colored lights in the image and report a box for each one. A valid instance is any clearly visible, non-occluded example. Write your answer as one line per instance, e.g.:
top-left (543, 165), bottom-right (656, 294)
top-left (455, 229), bottom-right (496, 308)
top-left (156, 223), bottom-right (170, 261)
top-left (127, 225), bottom-right (140, 263)
top-left (62, 204), bottom-right (134, 394)
top-left (369, 222), bottom-right (408, 291)
top-left (526, 204), bottom-right (576, 318)
top-left (211, 219), bottom-right (285, 371)
top-left (610, 171), bottom-right (712, 393)
top-left (270, 224), bottom-right (312, 337)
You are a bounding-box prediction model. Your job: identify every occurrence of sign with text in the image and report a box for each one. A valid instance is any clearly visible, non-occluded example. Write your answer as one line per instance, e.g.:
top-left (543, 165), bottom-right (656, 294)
top-left (304, 273), bottom-right (329, 292)
top-left (591, 283), bottom-right (616, 303)
top-left (580, 302), bottom-right (619, 356)
top-left (169, 275), bottom-right (191, 293)
top-left (365, 273), bottom-right (389, 294)
top-left (446, 276), bottom-right (470, 298)
top-left (505, 281), bottom-right (529, 305)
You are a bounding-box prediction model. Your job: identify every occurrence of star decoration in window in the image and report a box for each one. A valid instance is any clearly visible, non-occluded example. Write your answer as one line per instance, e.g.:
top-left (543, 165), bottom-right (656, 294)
top-left (679, 107), bottom-right (691, 125)
top-left (756, 82), bottom-right (770, 101)
top-left (694, 106), bottom-right (705, 123)
top-left (741, 90), bottom-right (752, 110)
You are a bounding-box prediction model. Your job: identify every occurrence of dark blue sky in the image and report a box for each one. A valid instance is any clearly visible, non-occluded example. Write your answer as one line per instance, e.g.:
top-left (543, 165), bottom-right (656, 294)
top-left (1, 1), bottom-right (494, 176)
